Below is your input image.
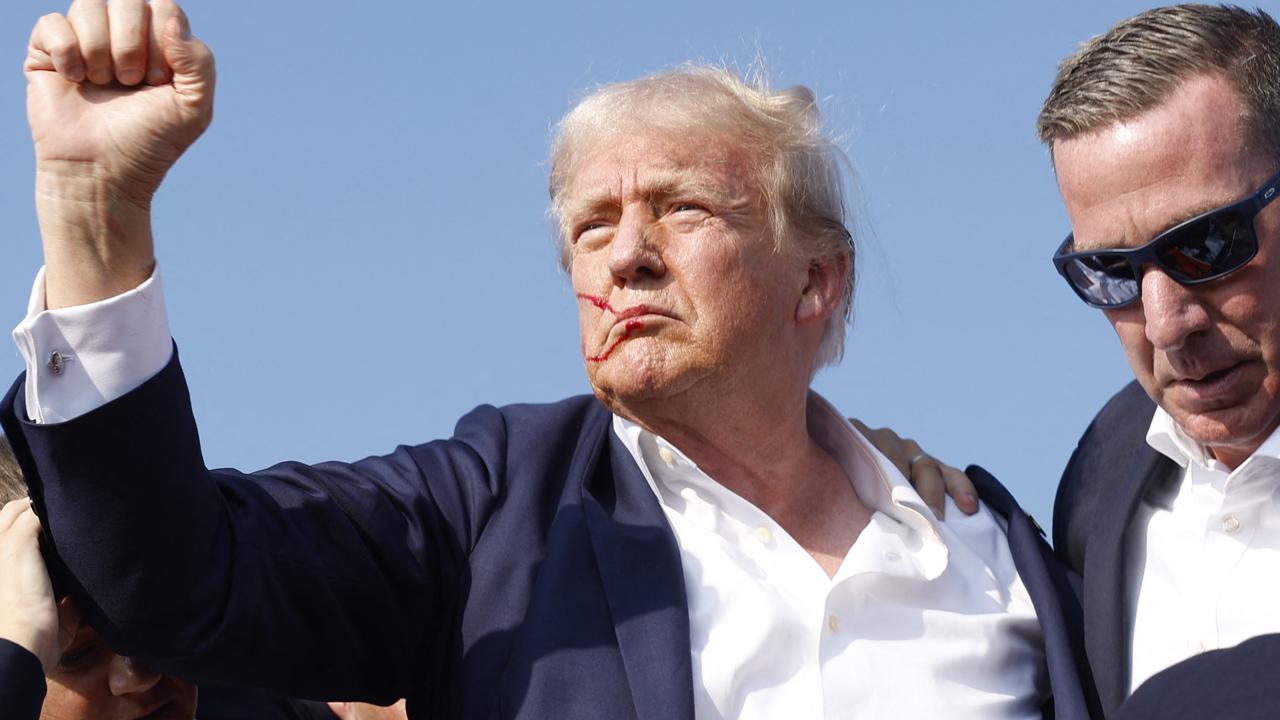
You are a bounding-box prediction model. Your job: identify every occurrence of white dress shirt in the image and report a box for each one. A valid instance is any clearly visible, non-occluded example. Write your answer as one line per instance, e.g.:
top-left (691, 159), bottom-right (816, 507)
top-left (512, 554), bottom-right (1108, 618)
top-left (13, 267), bottom-right (172, 425)
top-left (616, 398), bottom-right (1047, 719)
top-left (15, 268), bottom-right (1048, 718)
top-left (1128, 407), bottom-right (1280, 694)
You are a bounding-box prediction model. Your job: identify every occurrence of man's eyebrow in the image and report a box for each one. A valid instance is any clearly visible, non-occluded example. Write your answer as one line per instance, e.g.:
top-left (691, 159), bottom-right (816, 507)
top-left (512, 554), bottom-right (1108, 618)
top-left (1073, 196), bottom-right (1240, 252)
top-left (642, 169), bottom-right (743, 205)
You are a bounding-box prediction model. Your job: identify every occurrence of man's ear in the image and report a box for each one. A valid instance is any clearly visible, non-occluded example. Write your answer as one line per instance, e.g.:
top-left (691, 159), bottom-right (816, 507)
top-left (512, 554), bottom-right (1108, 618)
top-left (795, 251), bottom-right (851, 325)
top-left (56, 596), bottom-right (82, 654)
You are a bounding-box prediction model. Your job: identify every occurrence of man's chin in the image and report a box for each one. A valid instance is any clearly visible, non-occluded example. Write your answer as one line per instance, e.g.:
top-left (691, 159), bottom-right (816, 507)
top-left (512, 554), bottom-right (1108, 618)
top-left (1169, 401), bottom-right (1280, 461)
top-left (587, 361), bottom-right (704, 415)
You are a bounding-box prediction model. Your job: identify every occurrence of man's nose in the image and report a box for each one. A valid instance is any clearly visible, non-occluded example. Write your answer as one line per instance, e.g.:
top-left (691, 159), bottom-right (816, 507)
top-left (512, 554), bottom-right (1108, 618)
top-left (607, 210), bottom-right (665, 283)
top-left (1140, 267), bottom-right (1212, 351)
top-left (107, 654), bottom-right (165, 696)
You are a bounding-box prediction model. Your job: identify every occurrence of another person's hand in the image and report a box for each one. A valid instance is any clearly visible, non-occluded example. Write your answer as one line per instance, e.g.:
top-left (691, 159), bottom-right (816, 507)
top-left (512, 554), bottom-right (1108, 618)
top-left (851, 419), bottom-right (978, 519)
top-left (0, 499), bottom-right (70, 672)
top-left (328, 699), bottom-right (409, 720)
top-left (26, 0), bottom-right (215, 308)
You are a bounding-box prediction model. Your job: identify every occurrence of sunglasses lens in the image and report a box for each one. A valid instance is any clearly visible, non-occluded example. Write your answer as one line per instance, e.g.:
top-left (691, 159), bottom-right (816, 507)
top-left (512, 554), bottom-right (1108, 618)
top-left (1063, 253), bottom-right (1139, 307)
top-left (1155, 210), bottom-right (1256, 282)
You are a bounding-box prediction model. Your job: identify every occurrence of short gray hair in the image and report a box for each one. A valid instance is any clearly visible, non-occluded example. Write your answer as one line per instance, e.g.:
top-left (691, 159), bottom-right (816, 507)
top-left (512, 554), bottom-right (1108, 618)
top-left (1038, 4), bottom-right (1280, 157)
top-left (0, 436), bottom-right (28, 505)
top-left (548, 64), bottom-right (856, 369)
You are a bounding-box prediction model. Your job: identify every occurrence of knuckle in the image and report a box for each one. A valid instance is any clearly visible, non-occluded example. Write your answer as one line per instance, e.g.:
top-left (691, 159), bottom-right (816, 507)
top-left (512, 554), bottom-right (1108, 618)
top-left (113, 43), bottom-right (145, 63)
top-left (46, 38), bottom-right (77, 58)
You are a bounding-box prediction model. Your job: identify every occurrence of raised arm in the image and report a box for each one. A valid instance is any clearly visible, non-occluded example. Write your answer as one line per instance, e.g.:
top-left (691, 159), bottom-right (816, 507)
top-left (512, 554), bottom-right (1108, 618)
top-left (26, 0), bottom-right (214, 310)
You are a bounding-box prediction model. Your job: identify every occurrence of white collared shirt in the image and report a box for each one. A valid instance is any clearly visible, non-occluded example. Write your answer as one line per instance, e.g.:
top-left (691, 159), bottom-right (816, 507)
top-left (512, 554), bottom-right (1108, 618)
top-left (14, 268), bottom-right (1048, 718)
top-left (1128, 408), bottom-right (1280, 694)
top-left (616, 396), bottom-right (1046, 719)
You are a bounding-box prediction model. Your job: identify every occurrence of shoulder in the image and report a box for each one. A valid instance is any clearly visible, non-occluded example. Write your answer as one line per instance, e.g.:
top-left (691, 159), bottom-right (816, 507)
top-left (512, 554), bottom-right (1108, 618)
top-left (1117, 634), bottom-right (1280, 720)
top-left (449, 395), bottom-right (608, 457)
top-left (1053, 380), bottom-right (1156, 570)
top-left (1086, 380), bottom-right (1156, 435)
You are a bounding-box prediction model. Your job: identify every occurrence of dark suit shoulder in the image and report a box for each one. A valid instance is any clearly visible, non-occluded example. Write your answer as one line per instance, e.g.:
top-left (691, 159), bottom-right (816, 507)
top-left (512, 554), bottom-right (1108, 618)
top-left (448, 395), bottom-right (603, 463)
top-left (1116, 634), bottom-right (1280, 720)
top-left (1053, 381), bottom-right (1155, 573)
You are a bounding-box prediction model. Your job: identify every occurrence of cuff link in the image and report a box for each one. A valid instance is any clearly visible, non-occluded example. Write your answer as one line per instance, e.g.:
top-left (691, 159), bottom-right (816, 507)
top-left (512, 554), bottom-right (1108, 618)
top-left (48, 351), bottom-right (73, 376)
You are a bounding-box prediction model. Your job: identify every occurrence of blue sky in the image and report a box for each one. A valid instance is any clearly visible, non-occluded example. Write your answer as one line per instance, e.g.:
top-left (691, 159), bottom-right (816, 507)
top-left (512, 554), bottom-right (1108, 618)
top-left (1, 1), bottom-right (1171, 531)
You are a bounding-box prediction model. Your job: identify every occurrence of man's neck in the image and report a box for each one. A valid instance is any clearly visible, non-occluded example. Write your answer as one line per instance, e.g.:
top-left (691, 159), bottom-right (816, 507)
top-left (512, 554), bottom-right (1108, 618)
top-left (618, 380), bottom-right (872, 576)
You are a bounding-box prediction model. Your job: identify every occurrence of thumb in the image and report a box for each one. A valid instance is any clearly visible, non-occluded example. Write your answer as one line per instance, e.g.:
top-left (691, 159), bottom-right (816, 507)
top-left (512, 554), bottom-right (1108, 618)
top-left (161, 15), bottom-right (216, 113)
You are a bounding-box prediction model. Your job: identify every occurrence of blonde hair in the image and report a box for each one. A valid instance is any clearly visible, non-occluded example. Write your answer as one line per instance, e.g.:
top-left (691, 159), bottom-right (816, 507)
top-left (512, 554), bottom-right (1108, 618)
top-left (548, 64), bottom-right (856, 368)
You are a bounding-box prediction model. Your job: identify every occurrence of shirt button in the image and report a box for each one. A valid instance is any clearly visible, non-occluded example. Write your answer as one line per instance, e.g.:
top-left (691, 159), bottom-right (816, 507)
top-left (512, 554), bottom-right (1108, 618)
top-left (1187, 640), bottom-right (1206, 654)
top-left (753, 525), bottom-right (773, 544)
top-left (883, 550), bottom-right (902, 562)
top-left (827, 614), bottom-right (839, 633)
top-left (1221, 514), bottom-right (1242, 534)
top-left (657, 447), bottom-right (676, 467)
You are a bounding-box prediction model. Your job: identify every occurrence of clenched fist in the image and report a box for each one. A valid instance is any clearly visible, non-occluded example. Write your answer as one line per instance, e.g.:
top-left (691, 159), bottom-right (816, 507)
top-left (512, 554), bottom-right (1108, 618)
top-left (25, 0), bottom-right (215, 309)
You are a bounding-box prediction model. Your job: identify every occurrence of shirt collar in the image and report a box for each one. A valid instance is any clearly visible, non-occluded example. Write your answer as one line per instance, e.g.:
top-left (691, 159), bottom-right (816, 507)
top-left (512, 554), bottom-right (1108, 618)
top-left (612, 391), bottom-right (949, 579)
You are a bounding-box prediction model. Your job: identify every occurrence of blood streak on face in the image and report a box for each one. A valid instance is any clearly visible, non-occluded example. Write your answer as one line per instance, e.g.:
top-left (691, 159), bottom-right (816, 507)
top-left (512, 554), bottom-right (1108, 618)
top-left (577, 293), bottom-right (649, 362)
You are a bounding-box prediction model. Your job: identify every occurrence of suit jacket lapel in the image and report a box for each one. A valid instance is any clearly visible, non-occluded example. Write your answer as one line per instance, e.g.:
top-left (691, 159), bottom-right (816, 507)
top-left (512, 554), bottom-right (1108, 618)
top-left (1086, 443), bottom-right (1179, 716)
top-left (968, 466), bottom-right (1097, 720)
top-left (580, 416), bottom-right (694, 720)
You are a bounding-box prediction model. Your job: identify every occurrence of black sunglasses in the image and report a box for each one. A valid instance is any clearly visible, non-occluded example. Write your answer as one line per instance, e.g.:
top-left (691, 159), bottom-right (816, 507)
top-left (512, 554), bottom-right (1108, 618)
top-left (1052, 168), bottom-right (1280, 309)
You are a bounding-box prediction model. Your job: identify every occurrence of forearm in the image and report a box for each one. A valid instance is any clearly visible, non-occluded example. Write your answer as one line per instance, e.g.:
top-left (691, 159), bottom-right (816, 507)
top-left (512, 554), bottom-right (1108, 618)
top-left (2, 358), bottom-right (458, 700)
top-left (35, 167), bottom-right (156, 310)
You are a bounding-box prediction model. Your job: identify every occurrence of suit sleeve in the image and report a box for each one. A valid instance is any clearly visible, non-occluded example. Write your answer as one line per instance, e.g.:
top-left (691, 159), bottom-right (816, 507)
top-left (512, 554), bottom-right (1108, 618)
top-left (0, 351), bottom-right (507, 704)
top-left (0, 638), bottom-right (46, 720)
top-left (197, 685), bottom-right (340, 720)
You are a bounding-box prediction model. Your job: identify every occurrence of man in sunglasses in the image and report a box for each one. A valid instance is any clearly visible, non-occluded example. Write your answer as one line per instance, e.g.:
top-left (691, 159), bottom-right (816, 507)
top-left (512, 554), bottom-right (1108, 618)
top-left (1042, 4), bottom-right (1280, 718)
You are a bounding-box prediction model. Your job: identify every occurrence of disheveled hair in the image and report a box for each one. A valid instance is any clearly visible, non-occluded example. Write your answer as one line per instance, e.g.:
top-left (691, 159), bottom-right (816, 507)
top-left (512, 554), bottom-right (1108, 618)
top-left (548, 64), bottom-right (856, 369)
top-left (0, 436), bottom-right (28, 504)
top-left (1038, 4), bottom-right (1280, 157)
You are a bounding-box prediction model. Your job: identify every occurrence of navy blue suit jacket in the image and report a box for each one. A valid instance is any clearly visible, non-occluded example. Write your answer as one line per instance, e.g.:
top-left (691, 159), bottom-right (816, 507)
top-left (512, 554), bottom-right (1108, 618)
top-left (1055, 381), bottom-right (1175, 717)
top-left (0, 639), bottom-right (45, 720)
top-left (2, 353), bottom-right (1097, 719)
top-left (1055, 381), bottom-right (1280, 718)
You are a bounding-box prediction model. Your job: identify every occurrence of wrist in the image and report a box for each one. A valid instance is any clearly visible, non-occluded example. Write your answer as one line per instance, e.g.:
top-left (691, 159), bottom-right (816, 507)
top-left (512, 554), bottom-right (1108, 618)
top-left (35, 163), bottom-right (156, 215)
top-left (0, 623), bottom-right (55, 674)
top-left (35, 170), bottom-right (157, 309)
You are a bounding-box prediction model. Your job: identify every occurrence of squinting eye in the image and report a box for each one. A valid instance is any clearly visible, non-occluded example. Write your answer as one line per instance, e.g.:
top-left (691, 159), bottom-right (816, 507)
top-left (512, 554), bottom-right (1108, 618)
top-left (58, 642), bottom-right (101, 671)
top-left (672, 203), bottom-right (703, 213)
top-left (573, 222), bottom-right (604, 243)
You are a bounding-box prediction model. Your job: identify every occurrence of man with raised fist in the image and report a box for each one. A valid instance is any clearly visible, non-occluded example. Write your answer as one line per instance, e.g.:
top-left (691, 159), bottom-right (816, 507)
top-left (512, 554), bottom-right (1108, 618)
top-left (2, 2), bottom-right (1091, 718)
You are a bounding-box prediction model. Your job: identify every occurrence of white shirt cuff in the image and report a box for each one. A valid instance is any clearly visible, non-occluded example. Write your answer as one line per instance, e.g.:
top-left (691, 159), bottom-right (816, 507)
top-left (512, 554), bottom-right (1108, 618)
top-left (11, 267), bottom-right (173, 424)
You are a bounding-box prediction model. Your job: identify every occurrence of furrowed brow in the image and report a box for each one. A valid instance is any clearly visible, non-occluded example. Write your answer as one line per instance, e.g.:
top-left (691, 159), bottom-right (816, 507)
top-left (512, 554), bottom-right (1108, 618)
top-left (561, 191), bottom-right (619, 228)
top-left (642, 170), bottom-right (741, 208)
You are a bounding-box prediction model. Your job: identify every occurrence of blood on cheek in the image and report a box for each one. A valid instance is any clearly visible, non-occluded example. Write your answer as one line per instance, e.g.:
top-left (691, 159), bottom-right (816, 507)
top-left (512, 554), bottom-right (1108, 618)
top-left (577, 293), bottom-right (647, 363)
